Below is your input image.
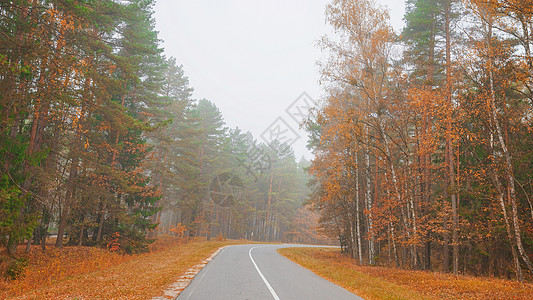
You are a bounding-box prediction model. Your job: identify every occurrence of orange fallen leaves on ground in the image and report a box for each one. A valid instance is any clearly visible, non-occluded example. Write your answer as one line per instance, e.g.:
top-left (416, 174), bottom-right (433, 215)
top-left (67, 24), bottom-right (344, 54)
top-left (1, 245), bottom-right (132, 297)
top-left (278, 247), bottom-right (533, 300)
top-left (0, 237), bottom-right (250, 299)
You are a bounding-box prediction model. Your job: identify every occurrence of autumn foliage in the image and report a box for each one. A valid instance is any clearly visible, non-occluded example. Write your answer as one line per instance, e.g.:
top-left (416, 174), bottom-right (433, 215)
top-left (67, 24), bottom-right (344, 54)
top-left (0, 0), bottom-right (165, 259)
top-left (0, 237), bottom-right (238, 299)
top-left (0, 0), bottom-right (313, 286)
top-left (306, 0), bottom-right (533, 281)
top-left (1, 244), bottom-right (131, 297)
top-left (279, 247), bottom-right (533, 299)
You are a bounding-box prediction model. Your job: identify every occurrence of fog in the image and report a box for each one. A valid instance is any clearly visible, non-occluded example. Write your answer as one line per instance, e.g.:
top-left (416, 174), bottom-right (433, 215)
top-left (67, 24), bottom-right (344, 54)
top-left (153, 0), bottom-right (405, 159)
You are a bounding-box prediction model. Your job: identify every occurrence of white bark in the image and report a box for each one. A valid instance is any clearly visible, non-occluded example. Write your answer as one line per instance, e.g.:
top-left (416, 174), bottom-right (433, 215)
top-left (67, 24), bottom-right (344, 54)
top-left (487, 16), bottom-right (533, 275)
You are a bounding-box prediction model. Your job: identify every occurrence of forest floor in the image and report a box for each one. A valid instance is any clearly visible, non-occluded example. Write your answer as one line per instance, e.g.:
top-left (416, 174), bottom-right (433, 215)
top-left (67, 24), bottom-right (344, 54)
top-left (0, 236), bottom-right (251, 299)
top-left (278, 247), bottom-right (533, 299)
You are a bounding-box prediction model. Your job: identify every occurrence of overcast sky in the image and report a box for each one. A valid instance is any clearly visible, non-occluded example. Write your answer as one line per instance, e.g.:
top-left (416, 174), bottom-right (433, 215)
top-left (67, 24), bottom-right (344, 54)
top-left (153, 0), bottom-right (405, 160)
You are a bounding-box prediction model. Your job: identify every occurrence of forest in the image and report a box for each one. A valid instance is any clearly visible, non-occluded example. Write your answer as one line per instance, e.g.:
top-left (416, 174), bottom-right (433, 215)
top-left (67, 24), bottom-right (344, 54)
top-left (2, 0), bottom-right (533, 287)
top-left (307, 0), bottom-right (533, 281)
top-left (0, 0), bottom-right (318, 274)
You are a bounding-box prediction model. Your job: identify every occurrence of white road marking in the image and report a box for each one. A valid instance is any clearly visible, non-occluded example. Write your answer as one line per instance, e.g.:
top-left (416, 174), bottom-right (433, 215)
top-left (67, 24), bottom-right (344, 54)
top-left (249, 246), bottom-right (281, 300)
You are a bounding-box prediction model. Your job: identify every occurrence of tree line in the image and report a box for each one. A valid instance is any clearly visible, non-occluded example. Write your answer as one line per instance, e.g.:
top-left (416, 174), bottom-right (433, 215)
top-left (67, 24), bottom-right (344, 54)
top-left (306, 0), bottom-right (533, 281)
top-left (0, 0), bottom-right (314, 268)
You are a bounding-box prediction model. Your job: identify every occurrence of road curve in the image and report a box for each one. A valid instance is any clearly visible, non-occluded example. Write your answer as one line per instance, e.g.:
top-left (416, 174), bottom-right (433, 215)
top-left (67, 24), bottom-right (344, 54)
top-left (177, 244), bottom-right (362, 300)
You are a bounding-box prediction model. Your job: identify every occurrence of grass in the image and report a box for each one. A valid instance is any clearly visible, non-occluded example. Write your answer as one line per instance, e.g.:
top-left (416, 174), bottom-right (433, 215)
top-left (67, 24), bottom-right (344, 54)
top-left (278, 247), bottom-right (533, 300)
top-left (0, 237), bottom-right (252, 299)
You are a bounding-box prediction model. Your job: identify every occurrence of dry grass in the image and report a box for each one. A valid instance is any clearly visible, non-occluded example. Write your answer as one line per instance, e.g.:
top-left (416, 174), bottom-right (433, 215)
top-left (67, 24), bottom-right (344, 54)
top-left (278, 247), bottom-right (533, 300)
top-left (0, 237), bottom-right (251, 299)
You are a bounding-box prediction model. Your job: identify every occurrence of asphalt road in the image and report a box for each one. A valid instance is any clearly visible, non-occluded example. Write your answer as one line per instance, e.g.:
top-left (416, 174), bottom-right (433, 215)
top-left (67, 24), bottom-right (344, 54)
top-left (177, 244), bottom-right (363, 300)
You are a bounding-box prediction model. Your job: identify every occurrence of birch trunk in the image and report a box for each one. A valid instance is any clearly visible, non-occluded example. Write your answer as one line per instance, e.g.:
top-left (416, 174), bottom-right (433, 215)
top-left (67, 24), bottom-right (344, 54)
top-left (486, 18), bottom-right (533, 275)
top-left (364, 125), bottom-right (374, 264)
top-left (355, 144), bottom-right (363, 262)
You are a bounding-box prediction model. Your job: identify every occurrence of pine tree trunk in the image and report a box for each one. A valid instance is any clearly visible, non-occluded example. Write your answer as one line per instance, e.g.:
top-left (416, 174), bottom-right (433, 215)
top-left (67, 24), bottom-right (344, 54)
top-left (56, 156), bottom-right (79, 248)
top-left (55, 204), bottom-right (69, 248)
top-left (41, 221), bottom-right (49, 251)
top-left (96, 201), bottom-right (107, 243)
top-left (444, 0), bottom-right (459, 276)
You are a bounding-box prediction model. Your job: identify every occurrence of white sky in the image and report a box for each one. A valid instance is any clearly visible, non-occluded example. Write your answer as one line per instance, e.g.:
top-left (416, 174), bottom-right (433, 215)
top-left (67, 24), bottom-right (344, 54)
top-left (153, 0), bottom-right (405, 160)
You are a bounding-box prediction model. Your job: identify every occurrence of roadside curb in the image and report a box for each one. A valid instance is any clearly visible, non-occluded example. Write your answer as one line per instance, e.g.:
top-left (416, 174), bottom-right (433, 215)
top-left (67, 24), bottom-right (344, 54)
top-left (152, 246), bottom-right (227, 300)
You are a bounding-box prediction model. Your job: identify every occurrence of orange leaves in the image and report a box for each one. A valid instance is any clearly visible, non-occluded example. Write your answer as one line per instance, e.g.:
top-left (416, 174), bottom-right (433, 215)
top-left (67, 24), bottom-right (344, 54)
top-left (108, 64), bottom-right (117, 75)
top-left (107, 232), bottom-right (121, 252)
top-left (1, 244), bottom-right (131, 297)
top-left (286, 206), bottom-right (333, 244)
top-left (1, 239), bottom-right (249, 299)
top-left (405, 86), bottom-right (443, 157)
top-left (170, 223), bottom-right (187, 238)
top-left (281, 247), bottom-right (533, 299)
